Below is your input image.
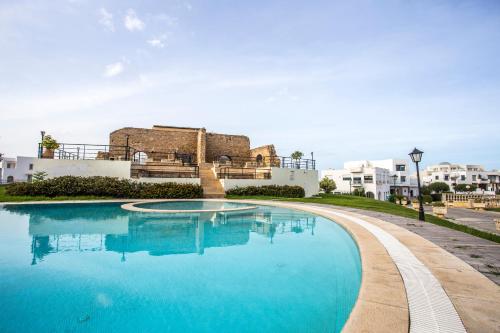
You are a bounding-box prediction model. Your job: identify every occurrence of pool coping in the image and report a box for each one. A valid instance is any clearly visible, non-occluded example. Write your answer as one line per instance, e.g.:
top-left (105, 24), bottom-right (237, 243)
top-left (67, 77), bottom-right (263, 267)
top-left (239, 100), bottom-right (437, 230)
top-left (1, 198), bottom-right (498, 332)
top-left (121, 199), bottom-right (258, 214)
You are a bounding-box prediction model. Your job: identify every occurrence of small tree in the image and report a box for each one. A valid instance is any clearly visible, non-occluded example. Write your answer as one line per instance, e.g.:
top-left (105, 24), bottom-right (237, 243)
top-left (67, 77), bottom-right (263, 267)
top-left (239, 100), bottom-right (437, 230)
top-left (454, 183), bottom-right (477, 192)
top-left (428, 182), bottom-right (450, 193)
top-left (319, 177), bottom-right (336, 194)
top-left (291, 151), bottom-right (303, 160)
top-left (32, 171), bottom-right (48, 182)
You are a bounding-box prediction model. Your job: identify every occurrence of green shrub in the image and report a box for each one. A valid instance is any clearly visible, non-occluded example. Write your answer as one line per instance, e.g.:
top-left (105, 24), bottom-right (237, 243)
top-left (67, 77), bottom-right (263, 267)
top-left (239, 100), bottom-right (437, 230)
top-left (225, 185), bottom-right (305, 198)
top-left (387, 194), bottom-right (396, 203)
top-left (431, 193), bottom-right (442, 202)
top-left (428, 182), bottom-right (450, 193)
top-left (432, 202), bottom-right (445, 207)
top-left (422, 194), bottom-right (433, 204)
top-left (5, 176), bottom-right (203, 199)
top-left (319, 177), bottom-right (336, 194)
top-left (454, 183), bottom-right (477, 192)
top-left (352, 188), bottom-right (365, 196)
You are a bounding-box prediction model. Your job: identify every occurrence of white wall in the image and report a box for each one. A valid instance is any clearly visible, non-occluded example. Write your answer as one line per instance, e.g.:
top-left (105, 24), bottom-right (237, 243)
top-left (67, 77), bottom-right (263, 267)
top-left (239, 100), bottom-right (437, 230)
top-left (221, 168), bottom-right (319, 197)
top-left (1, 156), bottom-right (36, 182)
top-left (133, 177), bottom-right (201, 185)
top-left (34, 159), bottom-right (131, 179)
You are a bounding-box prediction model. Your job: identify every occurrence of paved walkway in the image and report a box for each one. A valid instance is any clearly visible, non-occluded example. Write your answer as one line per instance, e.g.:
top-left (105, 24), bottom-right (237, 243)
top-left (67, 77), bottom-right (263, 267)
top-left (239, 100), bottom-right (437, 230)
top-left (424, 206), bottom-right (500, 235)
top-left (303, 203), bottom-right (500, 285)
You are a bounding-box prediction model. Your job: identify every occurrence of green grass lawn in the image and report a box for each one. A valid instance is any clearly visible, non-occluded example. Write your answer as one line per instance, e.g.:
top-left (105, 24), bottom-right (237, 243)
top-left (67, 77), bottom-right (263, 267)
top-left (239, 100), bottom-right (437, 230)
top-left (486, 208), bottom-right (500, 213)
top-left (0, 185), bottom-right (112, 203)
top-left (227, 194), bottom-right (500, 243)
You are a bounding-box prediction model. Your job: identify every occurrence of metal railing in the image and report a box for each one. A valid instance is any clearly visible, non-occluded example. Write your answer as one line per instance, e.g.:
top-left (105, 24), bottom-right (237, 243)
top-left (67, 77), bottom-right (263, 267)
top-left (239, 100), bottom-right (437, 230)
top-left (214, 155), bottom-right (315, 170)
top-left (218, 167), bottom-right (271, 180)
top-left (38, 143), bottom-right (131, 161)
top-left (131, 163), bottom-right (199, 178)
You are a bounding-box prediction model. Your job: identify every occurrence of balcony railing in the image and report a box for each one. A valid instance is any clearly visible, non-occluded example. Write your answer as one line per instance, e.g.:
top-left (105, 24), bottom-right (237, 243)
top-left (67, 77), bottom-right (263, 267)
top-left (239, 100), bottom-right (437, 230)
top-left (38, 143), bottom-right (132, 161)
top-left (218, 167), bottom-right (271, 180)
top-left (214, 155), bottom-right (315, 170)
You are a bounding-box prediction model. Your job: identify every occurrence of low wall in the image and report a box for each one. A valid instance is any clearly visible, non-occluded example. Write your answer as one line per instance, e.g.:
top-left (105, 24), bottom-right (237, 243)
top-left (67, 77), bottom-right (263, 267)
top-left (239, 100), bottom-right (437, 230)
top-left (133, 178), bottom-right (201, 185)
top-left (33, 159), bottom-right (131, 179)
top-left (220, 168), bottom-right (319, 197)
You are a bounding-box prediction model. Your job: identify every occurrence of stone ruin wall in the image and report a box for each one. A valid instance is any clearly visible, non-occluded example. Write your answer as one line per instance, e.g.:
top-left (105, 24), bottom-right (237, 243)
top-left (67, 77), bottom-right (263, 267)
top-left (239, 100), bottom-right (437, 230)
top-left (109, 127), bottom-right (199, 162)
top-left (250, 145), bottom-right (280, 167)
top-left (205, 133), bottom-right (251, 163)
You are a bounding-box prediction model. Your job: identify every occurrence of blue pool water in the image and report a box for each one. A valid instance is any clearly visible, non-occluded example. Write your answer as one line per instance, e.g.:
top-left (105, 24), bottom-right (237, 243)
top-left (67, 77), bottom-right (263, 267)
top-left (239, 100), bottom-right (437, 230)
top-left (0, 202), bottom-right (361, 333)
top-left (134, 200), bottom-right (255, 211)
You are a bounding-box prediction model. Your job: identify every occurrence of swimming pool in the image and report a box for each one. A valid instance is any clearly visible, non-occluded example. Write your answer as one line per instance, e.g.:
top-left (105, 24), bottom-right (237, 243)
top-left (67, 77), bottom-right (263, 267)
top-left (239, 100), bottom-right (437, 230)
top-left (0, 202), bottom-right (361, 333)
top-left (124, 200), bottom-right (258, 213)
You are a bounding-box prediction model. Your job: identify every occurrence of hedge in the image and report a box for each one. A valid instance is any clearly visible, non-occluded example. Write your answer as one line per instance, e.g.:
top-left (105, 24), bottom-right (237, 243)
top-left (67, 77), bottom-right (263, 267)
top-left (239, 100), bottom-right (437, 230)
top-left (225, 185), bottom-right (305, 198)
top-left (5, 176), bottom-right (203, 199)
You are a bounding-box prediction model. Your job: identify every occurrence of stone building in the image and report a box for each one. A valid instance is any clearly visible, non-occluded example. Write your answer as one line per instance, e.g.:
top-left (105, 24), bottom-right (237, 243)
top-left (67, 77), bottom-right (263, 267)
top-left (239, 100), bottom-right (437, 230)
top-left (109, 125), bottom-right (277, 166)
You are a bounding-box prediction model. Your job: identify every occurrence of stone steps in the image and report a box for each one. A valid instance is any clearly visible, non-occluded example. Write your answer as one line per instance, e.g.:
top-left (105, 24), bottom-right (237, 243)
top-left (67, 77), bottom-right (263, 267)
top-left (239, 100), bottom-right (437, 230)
top-left (198, 164), bottom-right (225, 198)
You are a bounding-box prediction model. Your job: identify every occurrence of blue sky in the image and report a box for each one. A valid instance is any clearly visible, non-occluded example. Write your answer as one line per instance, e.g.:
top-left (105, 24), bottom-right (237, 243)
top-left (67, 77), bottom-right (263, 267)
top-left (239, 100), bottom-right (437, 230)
top-left (0, 0), bottom-right (499, 170)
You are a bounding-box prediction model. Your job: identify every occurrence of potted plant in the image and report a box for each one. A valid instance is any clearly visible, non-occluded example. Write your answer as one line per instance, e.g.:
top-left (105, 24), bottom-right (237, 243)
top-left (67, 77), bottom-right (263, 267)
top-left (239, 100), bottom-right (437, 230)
top-left (291, 151), bottom-right (303, 169)
top-left (472, 198), bottom-right (486, 210)
top-left (412, 200), bottom-right (420, 210)
top-left (41, 135), bottom-right (60, 159)
top-left (432, 202), bottom-right (447, 217)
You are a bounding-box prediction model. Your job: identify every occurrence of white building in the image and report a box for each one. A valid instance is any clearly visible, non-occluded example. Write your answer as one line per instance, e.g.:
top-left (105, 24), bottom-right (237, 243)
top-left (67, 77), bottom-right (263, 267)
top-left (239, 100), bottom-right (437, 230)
top-left (422, 162), bottom-right (500, 194)
top-left (0, 156), bottom-right (37, 183)
top-left (321, 159), bottom-right (419, 201)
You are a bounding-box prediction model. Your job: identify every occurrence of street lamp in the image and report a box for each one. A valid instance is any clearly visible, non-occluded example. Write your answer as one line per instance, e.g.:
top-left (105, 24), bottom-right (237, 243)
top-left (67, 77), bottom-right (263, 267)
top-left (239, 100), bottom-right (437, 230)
top-left (409, 148), bottom-right (425, 221)
top-left (391, 174), bottom-right (398, 195)
top-left (39, 131), bottom-right (46, 158)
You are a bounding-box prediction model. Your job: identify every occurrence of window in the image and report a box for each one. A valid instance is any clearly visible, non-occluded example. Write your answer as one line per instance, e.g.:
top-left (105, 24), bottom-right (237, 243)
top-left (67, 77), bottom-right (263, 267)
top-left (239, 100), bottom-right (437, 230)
top-left (461, 175), bottom-right (465, 181)
top-left (29, 164), bottom-right (33, 170)
top-left (364, 175), bottom-right (373, 183)
top-left (27, 175), bottom-right (32, 182)
top-left (7, 176), bottom-right (14, 183)
top-left (472, 175), bottom-right (477, 181)
top-left (444, 175), bottom-right (449, 181)
top-left (400, 176), bottom-right (406, 182)
top-left (353, 177), bottom-right (362, 184)
top-left (395, 164), bottom-right (406, 171)
top-left (6, 163), bottom-right (12, 169)
top-left (342, 177), bottom-right (351, 182)
top-left (435, 175), bottom-right (439, 180)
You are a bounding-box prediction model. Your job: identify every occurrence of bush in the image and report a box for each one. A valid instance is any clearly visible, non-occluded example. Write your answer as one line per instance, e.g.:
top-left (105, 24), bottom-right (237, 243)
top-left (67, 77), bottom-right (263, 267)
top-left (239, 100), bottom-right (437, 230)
top-left (428, 182), bottom-right (450, 193)
top-left (431, 193), bottom-right (442, 202)
top-left (352, 188), bottom-right (365, 196)
top-left (432, 202), bottom-right (445, 207)
top-left (387, 194), bottom-right (396, 203)
top-left (422, 194), bottom-right (433, 204)
top-left (454, 183), bottom-right (477, 192)
top-left (5, 176), bottom-right (203, 199)
top-left (319, 177), bottom-right (336, 194)
top-left (225, 185), bottom-right (305, 198)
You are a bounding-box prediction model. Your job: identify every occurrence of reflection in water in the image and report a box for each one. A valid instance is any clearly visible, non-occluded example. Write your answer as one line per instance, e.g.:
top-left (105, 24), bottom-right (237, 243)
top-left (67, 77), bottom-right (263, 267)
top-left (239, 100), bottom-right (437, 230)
top-left (4, 203), bottom-right (316, 265)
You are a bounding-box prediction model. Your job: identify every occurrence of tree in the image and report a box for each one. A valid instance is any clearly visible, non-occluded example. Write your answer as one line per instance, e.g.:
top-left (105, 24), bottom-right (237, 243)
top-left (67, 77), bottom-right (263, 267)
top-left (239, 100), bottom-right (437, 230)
top-left (319, 177), bottom-right (336, 194)
top-left (291, 151), bottom-right (303, 161)
top-left (428, 182), bottom-right (450, 193)
top-left (420, 185), bottom-right (431, 195)
top-left (32, 171), bottom-right (48, 182)
top-left (454, 183), bottom-right (477, 192)
top-left (41, 135), bottom-right (60, 150)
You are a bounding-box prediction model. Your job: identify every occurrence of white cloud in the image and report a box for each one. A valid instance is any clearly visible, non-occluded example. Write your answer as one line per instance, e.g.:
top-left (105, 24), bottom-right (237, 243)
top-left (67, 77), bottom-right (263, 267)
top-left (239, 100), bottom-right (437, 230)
top-left (124, 9), bottom-right (144, 31)
top-left (98, 8), bottom-right (114, 32)
top-left (104, 62), bottom-right (124, 77)
top-left (147, 34), bottom-right (168, 48)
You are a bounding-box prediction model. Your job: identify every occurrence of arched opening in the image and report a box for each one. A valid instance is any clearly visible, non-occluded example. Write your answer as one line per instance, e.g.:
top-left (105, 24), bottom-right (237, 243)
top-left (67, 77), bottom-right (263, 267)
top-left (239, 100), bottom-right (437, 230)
top-left (132, 151), bottom-right (148, 165)
top-left (256, 154), bottom-right (263, 164)
top-left (378, 192), bottom-right (381, 200)
top-left (366, 191), bottom-right (375, 199)
top-left (219, 155), bottom-right (232, 165)
top-left (7, 176), bottom-right (14, 183)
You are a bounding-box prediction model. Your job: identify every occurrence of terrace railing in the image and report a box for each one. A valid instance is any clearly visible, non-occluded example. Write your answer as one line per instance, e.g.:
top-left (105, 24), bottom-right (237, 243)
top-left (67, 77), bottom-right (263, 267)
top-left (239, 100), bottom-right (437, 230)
top-left (214, 155), bottom-right (315, 170)
top-left (38, 143), bottom-right (131, 161)
top-left (218, 167), bottom-right (271, 180)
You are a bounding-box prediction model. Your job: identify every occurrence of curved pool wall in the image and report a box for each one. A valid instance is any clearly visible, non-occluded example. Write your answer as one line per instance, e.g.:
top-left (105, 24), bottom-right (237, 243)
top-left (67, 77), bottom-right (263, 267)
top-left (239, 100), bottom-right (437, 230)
top-left (123, 200), bottom-right (258, 213)
top-left (0, 202), bottom-right (362, 333)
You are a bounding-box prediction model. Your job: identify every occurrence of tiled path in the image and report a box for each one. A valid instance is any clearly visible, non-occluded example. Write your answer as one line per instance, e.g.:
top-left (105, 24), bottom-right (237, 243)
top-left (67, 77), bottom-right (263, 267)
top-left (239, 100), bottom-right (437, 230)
top-left (424, 206), bottom-right (500, 235)
top-left (305, 203), bottom-right (500, 285)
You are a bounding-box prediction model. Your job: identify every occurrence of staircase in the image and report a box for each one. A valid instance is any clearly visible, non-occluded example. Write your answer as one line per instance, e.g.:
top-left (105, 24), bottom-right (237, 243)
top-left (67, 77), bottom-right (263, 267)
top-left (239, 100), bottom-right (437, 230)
top-left (199, 163), bottom-right (225, 198)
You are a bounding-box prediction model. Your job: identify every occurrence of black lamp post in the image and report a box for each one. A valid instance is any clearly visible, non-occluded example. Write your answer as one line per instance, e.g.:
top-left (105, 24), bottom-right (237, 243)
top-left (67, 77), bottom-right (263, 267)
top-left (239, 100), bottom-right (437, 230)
top-left (409, 148), bottom-right (425, 221)
top-left (391, 174), bottom-right (398, 195)
top-left (39, 131), bottom-right (46, 158)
